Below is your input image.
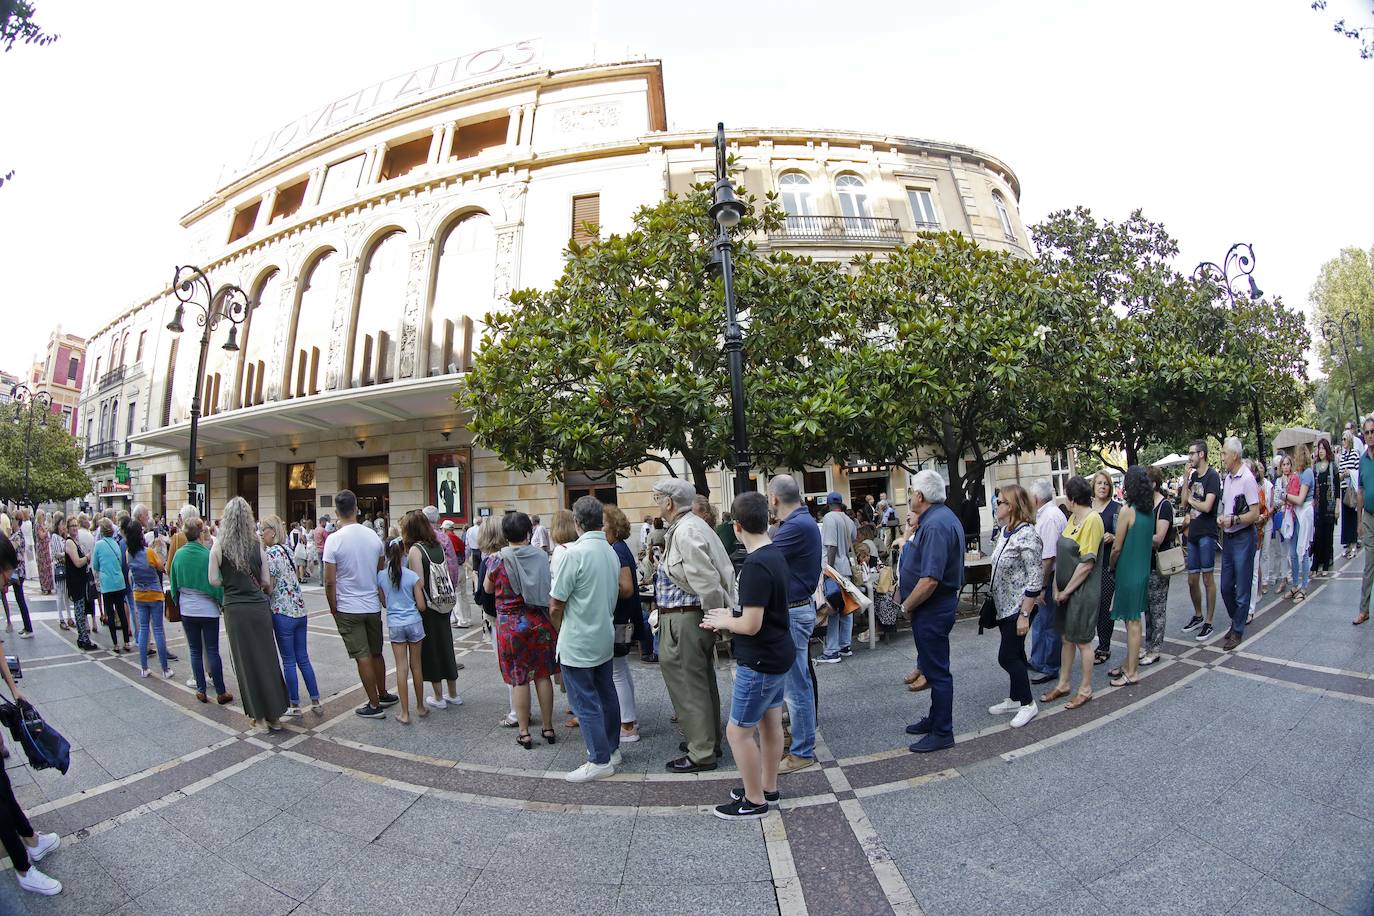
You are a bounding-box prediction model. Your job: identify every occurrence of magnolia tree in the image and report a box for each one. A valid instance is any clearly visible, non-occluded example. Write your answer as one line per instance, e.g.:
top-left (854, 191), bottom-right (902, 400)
top-left (0, 410), bottom-right (90, 504)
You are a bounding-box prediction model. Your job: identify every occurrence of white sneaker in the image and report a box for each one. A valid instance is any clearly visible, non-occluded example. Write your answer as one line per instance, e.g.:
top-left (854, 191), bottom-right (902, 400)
top-left (18, 630), bottom-right (33, 639)
top-left (988, 698), bottom-right (1021, 715)
top-left (27, 832), bottom-right (59, 863)
top-left (140, 669), bottom-right (151, 678)
top-left (185, 677), bottom-right (198, 688)
top-left (424, 696), bottom-right (447, 711)
top-left (444, 692), bottom-right (462, 706)
top-left (610, 749), bottom-right (623, 767)
top-left (564, 761), bottom-right (615, 783)
top-left (1010, 703), bottom-right (1039, 728)
top-left (16, 866), bottom-right (61, 896)
top-left (619, 727), bottom-right (641, 743)
top-left (281, 706), bottom-right (304, 719)
top-left (162, 668), bottom-right (175, 679)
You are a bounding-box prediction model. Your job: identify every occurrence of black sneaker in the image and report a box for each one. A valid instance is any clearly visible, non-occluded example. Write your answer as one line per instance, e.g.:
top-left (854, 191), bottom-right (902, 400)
top-left (376, 692), bottom-right (400, 708)
top-left (1195, 622), bottom-right (1214, 641)
top-left (731, 786), bottom-right (781, 803)
top-left (355, 704), bottom-right (386, 719)
top-left (714, 797), bottom-right (769, 820)
top-left (1182, 615), bottom-right (1204, 633)
top-left (839, 646), bottom-right (854, 658)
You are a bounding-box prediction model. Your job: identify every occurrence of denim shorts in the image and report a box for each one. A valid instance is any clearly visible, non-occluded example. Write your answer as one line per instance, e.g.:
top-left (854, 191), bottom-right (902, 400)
top-left (388, 619), bottom-right (425, 645)
top-left (1186, 536), bottom-right (1218, 573)
top-left (730, 664), bottom-right (787, 728)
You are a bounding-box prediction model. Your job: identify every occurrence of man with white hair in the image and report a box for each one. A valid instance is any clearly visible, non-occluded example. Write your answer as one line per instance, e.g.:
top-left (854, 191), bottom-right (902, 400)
top-left (1028, 480), bottom-right (1067, 684)
top-left (899, 470), bottom-right (965, 753)
top-left (651, 477), bottom-right (736, 773)
top-left (1217, 437), bottom-right (1261, 650)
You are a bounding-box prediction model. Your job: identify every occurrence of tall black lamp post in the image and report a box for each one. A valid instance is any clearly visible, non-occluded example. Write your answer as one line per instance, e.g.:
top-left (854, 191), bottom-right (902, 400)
top-left (708, 123), bottom-right (752, 497)
top-left (165, 265), bottom-right (250, 510)
top-left (1320, 311), bottom-right (1364, 427)
top-left (1193, 243), bottom-right (1267, 460)
top-left (9, 383), bottom-right (53, 507)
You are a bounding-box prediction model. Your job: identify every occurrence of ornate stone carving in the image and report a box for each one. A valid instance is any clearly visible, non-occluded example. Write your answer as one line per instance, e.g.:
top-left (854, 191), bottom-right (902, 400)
top-left (324, 262), bottom-right (356, 390)
top-left (398, 243), bottom-right (430, 380)
top-left (265, 280), bottom-right (296, 401)
top-left (498, 182), bottom-right (528, 223)
top-left (287, 238), bottom-right (304, 267)
top-left (556, 102), bottom-right (622, 133)
top-left (493, 229), bottom-right (516, 305)
top-left (415, 199), bottom-right (440, 230)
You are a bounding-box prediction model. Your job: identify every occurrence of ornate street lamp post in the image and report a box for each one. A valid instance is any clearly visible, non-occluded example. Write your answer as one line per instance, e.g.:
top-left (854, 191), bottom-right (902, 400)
top-left (1193, 243), bottom-right (1267, 460)
top-left (9, 383), bottom-right (53, 507)
top-left (1320, 311), bottom-right (1364, 427)
top-left (164, 265), bottom-right (250, 511)
top-left (708, 123), bottom-right (751, 497)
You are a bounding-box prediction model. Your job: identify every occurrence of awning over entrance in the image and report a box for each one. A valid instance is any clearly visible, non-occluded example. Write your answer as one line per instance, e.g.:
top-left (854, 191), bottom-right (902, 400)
top-left (130, 375), bottom-right (465, 452)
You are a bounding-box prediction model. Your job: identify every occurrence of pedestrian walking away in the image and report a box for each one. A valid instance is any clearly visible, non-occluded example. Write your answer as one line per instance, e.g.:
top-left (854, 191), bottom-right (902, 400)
top-left (767, 474), bottom-right (823, 774)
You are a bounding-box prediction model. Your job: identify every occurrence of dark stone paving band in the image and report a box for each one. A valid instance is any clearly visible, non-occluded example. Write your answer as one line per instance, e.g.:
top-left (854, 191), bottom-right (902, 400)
top-left (783, 801), bottom-right (892, 913)
top-left (1218, 653), bottom-right (1374, 699)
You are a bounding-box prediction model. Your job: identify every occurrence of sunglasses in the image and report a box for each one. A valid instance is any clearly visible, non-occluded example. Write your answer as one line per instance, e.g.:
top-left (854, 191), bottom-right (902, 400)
top-left (995, 498), bottom-right (1007, 507)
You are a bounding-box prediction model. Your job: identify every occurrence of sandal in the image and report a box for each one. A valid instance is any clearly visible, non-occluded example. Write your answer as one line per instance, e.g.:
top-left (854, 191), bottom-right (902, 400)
top-left (1093, 650), bottom-right (1110, 666)
top-left (516, 732), bottom-right (533, 750)
top-left (1040, 685), bottom-right (1071, 703)
top-left (541, 728), bottom-right (557, 745)
top-left (565, 716), bottom-right (580, 729)
top-left (1065, 692), bottom-right (1093, 709)
top-left (1109, 673), bottom-right (1139, 688)
top-left (1354, 613), bottom-right (1370, 626)
top-left (1107, 667), bottom-right (1124, 679)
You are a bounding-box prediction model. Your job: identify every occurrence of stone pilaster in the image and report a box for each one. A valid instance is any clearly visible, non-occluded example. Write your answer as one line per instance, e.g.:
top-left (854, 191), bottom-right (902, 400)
top-left (266, 280), bottom-right (296, 401)
top-left (324, 263), bottom-right (357, 391)
top-left (397, 241), bottom-right (432, 380)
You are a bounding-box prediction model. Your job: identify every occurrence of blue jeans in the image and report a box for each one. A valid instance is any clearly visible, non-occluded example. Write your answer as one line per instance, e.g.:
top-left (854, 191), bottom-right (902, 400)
top-left (824, 608), bottom-right (853, 656)
top-left (912, 602), bottom-right (956, 741)
top-left (182, 616), bottom-right (226, 696)
top-left (783, 602), bottom-right (817, 759)
top-left (1221, 527), bottom-right (1257, 637)
top-left (1289, 517), bottom-right (1311, 589)
top-left (640, 608), bottom-right (657, 656)
top-left (272, 613), bottom-right (319, 706)
top-left (135, 601), bottom-right (170, 671)
top-left (562, 660), bottom-right (621, 766)
top-left (1029, 592), bottom-right (1060, 676)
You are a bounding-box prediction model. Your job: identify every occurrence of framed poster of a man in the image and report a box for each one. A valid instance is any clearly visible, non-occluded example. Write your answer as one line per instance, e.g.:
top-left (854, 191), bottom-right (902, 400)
top-left (427, 450), bottom-right (471, 524)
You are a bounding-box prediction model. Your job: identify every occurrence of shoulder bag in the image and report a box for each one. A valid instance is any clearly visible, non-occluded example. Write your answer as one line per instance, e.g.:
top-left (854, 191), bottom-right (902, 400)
top-left (1153, 501), bottom-right (1186, 576)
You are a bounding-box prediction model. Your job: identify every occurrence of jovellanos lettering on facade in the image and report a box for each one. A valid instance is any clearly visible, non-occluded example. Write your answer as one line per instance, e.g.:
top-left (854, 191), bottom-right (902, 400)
top-left (218, 39), bottom-right (543, 188)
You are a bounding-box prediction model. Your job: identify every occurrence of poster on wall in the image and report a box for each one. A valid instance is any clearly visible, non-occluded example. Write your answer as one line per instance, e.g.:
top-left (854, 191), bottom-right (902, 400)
top-left (427, 449), bottom-right (471, 525)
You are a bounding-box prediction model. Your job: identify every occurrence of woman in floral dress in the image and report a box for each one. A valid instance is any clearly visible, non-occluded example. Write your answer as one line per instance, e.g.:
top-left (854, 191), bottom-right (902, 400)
top-left (34, 510), bottom-right (54, 595)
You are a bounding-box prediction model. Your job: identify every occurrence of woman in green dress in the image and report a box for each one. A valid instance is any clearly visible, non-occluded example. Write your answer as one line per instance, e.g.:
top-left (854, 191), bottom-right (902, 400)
top-left (209, 497), bottom-right (289, 731)
top-left (1108, 466), bottom-right (1155, 687)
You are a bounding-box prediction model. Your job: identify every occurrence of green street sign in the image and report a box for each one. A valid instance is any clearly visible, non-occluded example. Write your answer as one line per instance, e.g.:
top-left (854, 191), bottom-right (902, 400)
top-left (115, 463), bottom-right (130, 483)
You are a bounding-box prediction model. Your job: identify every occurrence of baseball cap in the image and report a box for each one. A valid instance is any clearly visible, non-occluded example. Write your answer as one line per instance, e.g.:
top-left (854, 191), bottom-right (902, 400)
top-left (827, 491), bottom-right (844, 505)
top-left (441, 520), bottom-right (455, 530)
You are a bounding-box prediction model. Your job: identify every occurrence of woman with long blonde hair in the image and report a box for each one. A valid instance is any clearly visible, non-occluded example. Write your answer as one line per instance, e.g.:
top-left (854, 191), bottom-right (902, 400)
top-left (1285, 444), bottom-right (1314, 600)
top-left (208, 497), bottom-right (289, 730)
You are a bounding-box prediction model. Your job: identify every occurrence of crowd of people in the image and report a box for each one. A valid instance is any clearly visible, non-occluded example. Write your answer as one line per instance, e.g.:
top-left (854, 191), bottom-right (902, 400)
top-left (6, 421), bottom-right (1374, 895)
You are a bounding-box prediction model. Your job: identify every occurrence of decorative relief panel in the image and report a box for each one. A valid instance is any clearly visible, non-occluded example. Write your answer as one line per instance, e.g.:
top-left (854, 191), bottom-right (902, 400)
top-left (398, 243), bottom-right (431, 380)
top-left (555, 102), bottom-right (622, 133)
top-left (265, 280), bottom-right (296, 401)
top-left (498, 182), bottom-right (528, 223)
top-left (493, 229), bottom-right (516, 305)
top-left (324, 262), bottom-right (356, 390)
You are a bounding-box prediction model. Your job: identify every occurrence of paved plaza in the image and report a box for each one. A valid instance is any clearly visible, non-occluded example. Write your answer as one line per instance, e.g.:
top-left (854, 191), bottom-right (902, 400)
top-left (0, 556), bottom-right (1372, 916)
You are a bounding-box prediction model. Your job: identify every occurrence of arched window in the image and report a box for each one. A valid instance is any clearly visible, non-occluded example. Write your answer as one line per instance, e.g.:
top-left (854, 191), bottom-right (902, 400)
top-left (352, 231), bottom-right (408, 387)
top-left (778, 172), bottom-right (815, 218)
top-left (119, 333), bottom-right (129, 368)
top-left (289, 251), bottom-right (339, 398)
top-left (836, 174), bottom-right (871, 224)
top-left (993, 192), bottom-right (1016, 239)
top-left (428, 213), bottom-right (495, 376)
top-left (239, 270), bottom-right (282, 407)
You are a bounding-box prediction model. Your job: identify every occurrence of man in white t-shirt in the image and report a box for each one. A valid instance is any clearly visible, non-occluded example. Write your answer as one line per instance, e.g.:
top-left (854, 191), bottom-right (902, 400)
top-left (530, 515), bottom-right (551, 554)
top-left (323, 489), bottom-right (395, 719)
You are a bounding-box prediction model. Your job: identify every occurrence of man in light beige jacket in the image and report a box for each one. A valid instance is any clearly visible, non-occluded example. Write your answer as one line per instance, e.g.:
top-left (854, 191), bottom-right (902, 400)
top-left (652, 478), bottom-right (736, 772)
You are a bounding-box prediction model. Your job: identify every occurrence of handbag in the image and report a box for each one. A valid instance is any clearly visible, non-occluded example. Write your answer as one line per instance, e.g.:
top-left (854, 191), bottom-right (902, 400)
top-left (164, 592), bottom-right (181, 623)
top-left (1155, 545), bottom-right (1186, 576)
top-left (977, 594), bottom-right (998, 633)
top-left (874, 593), bottom-right (902, 627)
top-left (0, 694), bottom-right (70, 774)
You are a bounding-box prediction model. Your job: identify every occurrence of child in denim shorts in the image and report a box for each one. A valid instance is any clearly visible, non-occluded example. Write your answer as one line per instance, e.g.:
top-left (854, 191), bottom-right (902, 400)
top-left (701, 491), bottom-right (794, 820)
top-left (377, 538), bottom-right (427, 724)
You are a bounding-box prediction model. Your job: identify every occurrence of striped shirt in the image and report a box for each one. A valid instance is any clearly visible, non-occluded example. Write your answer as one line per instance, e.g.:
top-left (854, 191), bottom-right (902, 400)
top-left (1340, 446), bottom-right (1360, 491)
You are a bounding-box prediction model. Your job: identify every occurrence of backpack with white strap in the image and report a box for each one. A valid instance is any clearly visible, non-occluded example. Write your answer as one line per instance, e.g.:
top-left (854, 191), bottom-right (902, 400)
top-left (418, 543), bottom-right (457, 614)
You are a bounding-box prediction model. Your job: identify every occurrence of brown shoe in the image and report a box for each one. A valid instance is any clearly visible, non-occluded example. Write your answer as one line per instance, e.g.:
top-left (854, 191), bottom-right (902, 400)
top-left (1354, 613), bottom-right (1370, 626)
top-left (1221, 632), bottom-right (1242, 651)
top-left (907, 675), bottom-right (930, 692)
top-left (778, 754), bottom-right (818, 774)
top-left (903, 669), bottom-right (921, 685)
top-left (216, 693), bottom-right (234, 705)
top-left (195, 692), bottom-right (209, 704)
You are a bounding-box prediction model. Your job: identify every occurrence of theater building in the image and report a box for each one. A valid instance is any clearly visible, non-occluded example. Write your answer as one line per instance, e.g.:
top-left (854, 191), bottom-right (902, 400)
top-left (78, 45), bottom-right (1066, 529)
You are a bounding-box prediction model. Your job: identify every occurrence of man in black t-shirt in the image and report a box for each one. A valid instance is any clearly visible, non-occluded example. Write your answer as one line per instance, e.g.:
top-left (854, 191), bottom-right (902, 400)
top-left (1181, 439), bottom-right (1222, 640)
top-left (701, 491), bottom-right (792, 821)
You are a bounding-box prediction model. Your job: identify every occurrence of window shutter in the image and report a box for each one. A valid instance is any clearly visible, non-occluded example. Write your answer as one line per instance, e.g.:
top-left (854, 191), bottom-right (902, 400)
top-left (571, 194), bottom-right (600, 246)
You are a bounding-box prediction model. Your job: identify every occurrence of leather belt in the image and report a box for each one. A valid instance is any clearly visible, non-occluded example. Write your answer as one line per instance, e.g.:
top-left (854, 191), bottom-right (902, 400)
top-left (656, 605), bottom-right (702, 614)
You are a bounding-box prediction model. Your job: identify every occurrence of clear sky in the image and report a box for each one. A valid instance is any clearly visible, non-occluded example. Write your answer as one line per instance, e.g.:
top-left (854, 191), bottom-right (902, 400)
top-left (1, 0), bottom-right (1370, 374)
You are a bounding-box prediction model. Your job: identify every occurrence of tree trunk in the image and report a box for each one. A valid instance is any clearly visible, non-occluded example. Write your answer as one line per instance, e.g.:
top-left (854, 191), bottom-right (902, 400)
top-left (682, 449), bottom-right (711, 499)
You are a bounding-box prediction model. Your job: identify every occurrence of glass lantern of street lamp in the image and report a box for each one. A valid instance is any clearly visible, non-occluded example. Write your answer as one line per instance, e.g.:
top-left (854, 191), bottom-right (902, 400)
top-left (166, 304), bottom-right (185, 335)
top-left (1248, 276), bottom-right (1262, 299)
top-left (222, 325), bottom-right (240, 351)
top-left (710, 179), bottom-right (746, 230)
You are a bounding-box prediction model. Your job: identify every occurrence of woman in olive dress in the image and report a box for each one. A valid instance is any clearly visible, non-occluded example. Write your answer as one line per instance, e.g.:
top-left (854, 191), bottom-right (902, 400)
top-left (208, 497), bottom-right (289, 731)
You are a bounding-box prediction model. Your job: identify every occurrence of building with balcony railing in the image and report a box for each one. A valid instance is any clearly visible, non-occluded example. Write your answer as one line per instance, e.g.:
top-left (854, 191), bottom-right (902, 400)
top-left (75, 48), bottom-right (1046, 530)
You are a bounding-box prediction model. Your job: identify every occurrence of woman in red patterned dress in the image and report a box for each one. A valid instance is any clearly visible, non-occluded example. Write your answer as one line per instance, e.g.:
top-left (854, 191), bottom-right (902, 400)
top-left (484, 511), bottom-right (559, 749)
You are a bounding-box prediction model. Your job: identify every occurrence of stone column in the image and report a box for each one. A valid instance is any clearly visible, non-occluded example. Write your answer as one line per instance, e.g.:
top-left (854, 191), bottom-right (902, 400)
top-left (258, 460), bottom-right (280, 520)
top-left (505, 106), bottom-right (522, 146)
top-left (255, 188), bottom-right (278, 231)
top-left (315, 449), bottom-right (345, 515)
top-left (305, 167), bottom-right (326, 207)
top-left (397, 241), bottom-right (432, 380)
top-left (426, 124), bottom-right (446, 164)
top-left (438, 121), bottom-right (455, 162)
top-left (265, 280), bottom-right (296, 401)
top-left (324, 262), bottom-right (357, 391)
top-left (389, 447), bottom-right (424, 516)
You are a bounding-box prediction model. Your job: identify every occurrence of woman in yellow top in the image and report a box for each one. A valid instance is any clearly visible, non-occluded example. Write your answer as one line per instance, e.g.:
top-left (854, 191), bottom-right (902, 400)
top-left (1041, 476), bottom-right (1103, 710)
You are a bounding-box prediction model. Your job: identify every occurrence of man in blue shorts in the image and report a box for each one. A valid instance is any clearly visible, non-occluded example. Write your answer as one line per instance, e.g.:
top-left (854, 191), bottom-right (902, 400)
top-left (1181, 440), bottom-right (1222, 640)
top-left (702, 491), bottom-right (794, 820)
